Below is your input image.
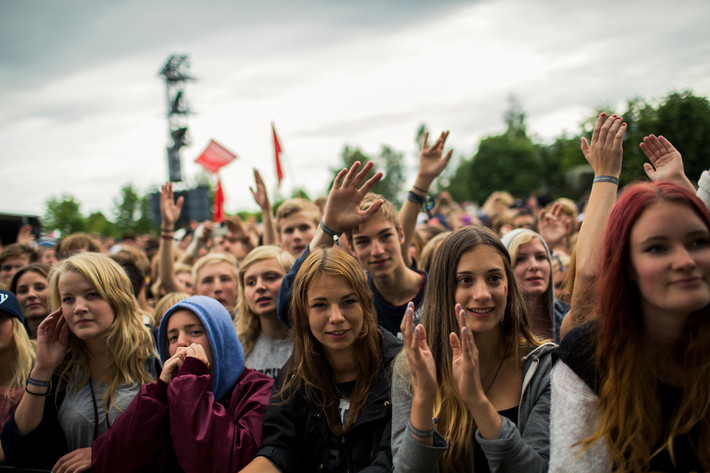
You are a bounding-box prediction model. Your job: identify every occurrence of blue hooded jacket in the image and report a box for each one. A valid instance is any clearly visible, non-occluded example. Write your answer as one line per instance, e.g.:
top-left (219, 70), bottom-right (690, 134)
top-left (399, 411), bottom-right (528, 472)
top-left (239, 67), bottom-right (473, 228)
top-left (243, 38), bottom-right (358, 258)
top-left (158, 295), bottom-right (245, 402)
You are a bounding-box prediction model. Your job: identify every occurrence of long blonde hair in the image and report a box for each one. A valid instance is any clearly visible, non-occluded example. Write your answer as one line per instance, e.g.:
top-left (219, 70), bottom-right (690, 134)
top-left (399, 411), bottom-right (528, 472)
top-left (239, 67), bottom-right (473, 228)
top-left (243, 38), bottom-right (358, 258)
top-left (235, 246), bottom-right (294, 356)
top-left (49, 253), bottom-right (156, 412)
top-left (3, 319), bottom-right (36, 396)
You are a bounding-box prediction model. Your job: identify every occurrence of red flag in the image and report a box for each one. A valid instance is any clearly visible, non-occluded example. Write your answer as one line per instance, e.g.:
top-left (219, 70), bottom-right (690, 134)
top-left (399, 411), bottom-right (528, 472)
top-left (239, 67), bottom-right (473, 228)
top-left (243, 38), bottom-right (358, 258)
top-left (196, 139), bottom-right (237, 174)
top-left (272, 123), bottom-right (284, 187)
top-left (214, 177), bottom-right (225, 222)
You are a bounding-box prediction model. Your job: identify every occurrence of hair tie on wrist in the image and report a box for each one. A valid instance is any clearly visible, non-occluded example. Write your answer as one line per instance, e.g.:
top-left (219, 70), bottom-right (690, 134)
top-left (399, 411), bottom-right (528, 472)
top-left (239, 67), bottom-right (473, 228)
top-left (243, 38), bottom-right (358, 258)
top-left (593, 175), bottom-right (619, 186)
top-left (412, 185), bottom-right (428, 194)
top-left (408, 420), bottom-right (435, 438)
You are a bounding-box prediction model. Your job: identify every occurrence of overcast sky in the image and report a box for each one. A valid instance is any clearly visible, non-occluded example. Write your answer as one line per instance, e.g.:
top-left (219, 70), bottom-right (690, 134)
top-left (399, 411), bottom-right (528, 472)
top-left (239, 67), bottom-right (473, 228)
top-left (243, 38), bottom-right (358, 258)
top-left (1, 0), bottom-right (709, 219)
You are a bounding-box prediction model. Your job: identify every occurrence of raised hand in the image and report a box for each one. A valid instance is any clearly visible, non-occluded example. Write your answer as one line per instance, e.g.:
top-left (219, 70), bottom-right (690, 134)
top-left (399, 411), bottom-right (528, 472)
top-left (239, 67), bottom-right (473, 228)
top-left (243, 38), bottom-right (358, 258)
top-left (640, 134), bottom-right (694, 191)
top-left (250, 169), bottom-right (270, 210)
top-left (416, 131), bottom-right (453, 188)
top-left (161, 182), bottom-right (184, 230)
top-left (321, 161), bottom-right (384, 235)
top-left (450, 304), bottom-right (485, 408)
top-left (537, 202), bottom-right (567, 249)
top-left (16, 224), bottom-right (35, 245)
top-left (400, 302), bottom-right (437, 397)
top-left (35, 309), bottom-right (70, 375)
top-left (52, 447), bottom-right (92, 473)
top-left (581, 113), bottom-right (626, 177)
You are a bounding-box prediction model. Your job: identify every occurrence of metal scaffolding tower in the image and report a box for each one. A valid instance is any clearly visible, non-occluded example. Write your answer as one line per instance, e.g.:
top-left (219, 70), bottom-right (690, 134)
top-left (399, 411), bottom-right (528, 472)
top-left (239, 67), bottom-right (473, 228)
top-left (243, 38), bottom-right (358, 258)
top-left (159, 54), bottom-right (195, 182)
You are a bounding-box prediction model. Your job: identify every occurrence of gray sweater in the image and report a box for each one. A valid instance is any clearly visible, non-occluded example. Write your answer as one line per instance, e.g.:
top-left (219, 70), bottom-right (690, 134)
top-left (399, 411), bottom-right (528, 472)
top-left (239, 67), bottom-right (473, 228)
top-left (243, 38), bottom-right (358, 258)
top-left (391, 342), bottom-right (556, 473)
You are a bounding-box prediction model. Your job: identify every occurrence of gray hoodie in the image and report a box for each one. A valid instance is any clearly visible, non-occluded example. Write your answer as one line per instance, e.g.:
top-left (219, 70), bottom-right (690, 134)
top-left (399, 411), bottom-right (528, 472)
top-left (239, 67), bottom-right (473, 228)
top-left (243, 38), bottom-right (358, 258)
top-left (392, 342), bottom-right (556, 473)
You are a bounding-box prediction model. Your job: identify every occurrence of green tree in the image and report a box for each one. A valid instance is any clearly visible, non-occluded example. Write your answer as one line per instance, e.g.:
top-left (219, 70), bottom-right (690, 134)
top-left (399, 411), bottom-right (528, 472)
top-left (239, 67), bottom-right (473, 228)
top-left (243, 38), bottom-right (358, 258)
top-left (373, 145), bottom-right (405, 206)
top-left (84, 211), bottom-right (115, 236)
top-left (44, 195), bottom-right (85, 235)
top-left (113, 184), bottom-right (141, 233)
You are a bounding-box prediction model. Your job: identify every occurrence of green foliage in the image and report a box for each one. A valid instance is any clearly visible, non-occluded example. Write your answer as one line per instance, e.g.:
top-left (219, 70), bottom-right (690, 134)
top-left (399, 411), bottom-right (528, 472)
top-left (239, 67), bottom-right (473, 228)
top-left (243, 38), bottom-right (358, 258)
top-left (44, 195), bottom-right (85, 236)
top-left (113, 184), bottom-right (141, 233)
top-left (334, 145), bottom-right (405, 206)
top-left (84, 211), bottom-right (115, 235)
top-left (447, 90), bottom-right (710, 203)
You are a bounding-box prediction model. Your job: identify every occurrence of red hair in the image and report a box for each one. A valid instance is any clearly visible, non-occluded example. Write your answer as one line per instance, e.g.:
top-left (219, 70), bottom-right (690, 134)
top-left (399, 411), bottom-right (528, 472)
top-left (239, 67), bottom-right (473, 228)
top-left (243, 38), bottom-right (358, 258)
top-left (586, 181), bottom-right (710, 470)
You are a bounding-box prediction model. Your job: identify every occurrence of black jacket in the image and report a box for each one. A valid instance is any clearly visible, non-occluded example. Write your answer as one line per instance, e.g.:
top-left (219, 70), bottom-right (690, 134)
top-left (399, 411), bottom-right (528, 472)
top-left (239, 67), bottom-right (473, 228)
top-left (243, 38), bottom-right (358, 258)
top-left (257, 330), bottom-right (402, 473)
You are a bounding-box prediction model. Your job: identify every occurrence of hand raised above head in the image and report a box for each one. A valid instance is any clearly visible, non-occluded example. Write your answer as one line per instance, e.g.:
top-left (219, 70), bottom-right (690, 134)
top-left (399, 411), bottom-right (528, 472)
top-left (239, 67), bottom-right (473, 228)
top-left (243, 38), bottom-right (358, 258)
top-left (161, 182), bottom-right (184, 229)
top-left (584, 112), bottom-right (626, 177)
top-left (321, 161), bottom-right (384, 235)
top-left (250, 169), bottom-right (270, 210)
top-left (417, 131), bottom-right (453, 186)
top-left (640, 134), bottom-right (694, 191)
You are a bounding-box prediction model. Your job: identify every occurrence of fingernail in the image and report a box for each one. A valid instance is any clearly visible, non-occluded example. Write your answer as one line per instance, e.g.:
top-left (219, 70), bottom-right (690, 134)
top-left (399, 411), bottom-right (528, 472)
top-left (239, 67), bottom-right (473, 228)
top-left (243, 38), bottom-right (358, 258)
top-left (463, 327), bottom-right (468, 334)
top-left (414, 326), bottom-right (418, 334)
top-left (601, 113), bottom-right (606, 118)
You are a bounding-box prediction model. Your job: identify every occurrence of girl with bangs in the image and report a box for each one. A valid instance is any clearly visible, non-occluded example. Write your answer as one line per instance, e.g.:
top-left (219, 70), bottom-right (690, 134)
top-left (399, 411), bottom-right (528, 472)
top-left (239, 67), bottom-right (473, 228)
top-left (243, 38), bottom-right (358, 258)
top-left (551, 181), bottom-right (710, 471)
top-left (1, 252), bottom-right (156, 472)
top-left (392, 226), bottom-right (555, 472)
top-left (241, 247), bottom-right (402, 473)
top-left (235, 245), bottom-right (295, 379)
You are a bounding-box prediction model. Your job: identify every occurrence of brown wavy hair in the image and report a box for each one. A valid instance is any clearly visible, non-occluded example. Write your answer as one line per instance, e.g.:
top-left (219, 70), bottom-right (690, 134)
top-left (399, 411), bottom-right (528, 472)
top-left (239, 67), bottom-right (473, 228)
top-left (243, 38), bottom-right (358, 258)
top-left (582, 181), bottom-right (710, 471)
top-left (278, 247), bottom-right (382, 435)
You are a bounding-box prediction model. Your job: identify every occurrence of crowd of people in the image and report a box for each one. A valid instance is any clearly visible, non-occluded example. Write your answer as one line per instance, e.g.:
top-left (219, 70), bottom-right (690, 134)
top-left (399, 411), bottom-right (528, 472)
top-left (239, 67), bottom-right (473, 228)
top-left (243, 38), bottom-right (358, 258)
top-left (0, 115), bottom-right (709, 472)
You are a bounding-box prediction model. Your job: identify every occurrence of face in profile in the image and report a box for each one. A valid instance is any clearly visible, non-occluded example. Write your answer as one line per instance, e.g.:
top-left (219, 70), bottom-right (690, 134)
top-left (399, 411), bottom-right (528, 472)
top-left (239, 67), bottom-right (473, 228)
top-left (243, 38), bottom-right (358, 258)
top-left (629, 201), bottom-right (710, 321)
top-left (306, 275), bottom-right (363, 365)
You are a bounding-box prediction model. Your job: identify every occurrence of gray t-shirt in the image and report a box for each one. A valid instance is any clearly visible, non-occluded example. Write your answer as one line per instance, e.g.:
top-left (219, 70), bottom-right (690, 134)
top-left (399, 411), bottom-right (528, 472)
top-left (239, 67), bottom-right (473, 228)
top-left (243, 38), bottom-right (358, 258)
top-left (244, 333), bottom-right (293, 379)
top-left (57, 369), bottom-right (141, 451)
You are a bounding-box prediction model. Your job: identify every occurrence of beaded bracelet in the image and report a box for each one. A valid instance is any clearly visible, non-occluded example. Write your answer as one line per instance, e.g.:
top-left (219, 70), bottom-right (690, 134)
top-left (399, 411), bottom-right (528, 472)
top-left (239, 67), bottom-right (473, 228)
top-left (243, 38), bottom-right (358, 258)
top-left (593, 175), bottom-right (619, 186)
top-left (408, 421), bottom-right (434, 438)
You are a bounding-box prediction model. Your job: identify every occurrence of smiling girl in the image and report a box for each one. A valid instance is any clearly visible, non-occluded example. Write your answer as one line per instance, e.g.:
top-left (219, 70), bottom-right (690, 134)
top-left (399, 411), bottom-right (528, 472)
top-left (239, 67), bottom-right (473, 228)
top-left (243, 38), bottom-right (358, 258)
top-left (0, 253), bottom-right (156, 472)
top-left (241, 247), bottom-right (402, 473)
top-left (392, 226), bottom-right (555, 472)
top-left (235, 246), bottom-right (294, 379)
top-left (551, 181), bottom-right (710, 471)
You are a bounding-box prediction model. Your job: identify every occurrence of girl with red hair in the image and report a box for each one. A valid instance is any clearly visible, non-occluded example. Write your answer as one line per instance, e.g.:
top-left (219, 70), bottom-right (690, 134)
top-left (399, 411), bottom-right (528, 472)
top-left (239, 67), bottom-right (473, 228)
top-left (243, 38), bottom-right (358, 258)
top-left (551, 180), bottom-right (710, 471)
